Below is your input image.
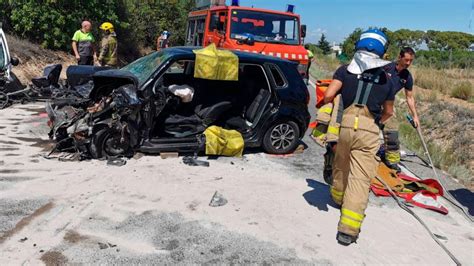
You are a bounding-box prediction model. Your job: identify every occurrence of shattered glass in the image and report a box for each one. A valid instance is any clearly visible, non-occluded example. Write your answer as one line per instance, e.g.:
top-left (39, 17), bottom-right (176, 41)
top-left (122, 51), bottom-right (170, 86)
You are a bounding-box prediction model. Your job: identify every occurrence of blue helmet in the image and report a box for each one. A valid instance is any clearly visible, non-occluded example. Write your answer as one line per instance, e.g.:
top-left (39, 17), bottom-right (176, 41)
top-left (355, 29), bottom-right (388, 57)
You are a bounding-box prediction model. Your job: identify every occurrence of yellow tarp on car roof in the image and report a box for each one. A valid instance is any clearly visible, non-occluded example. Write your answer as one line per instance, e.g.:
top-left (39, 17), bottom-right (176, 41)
top-left (193, 43), bottom-right (239, 81)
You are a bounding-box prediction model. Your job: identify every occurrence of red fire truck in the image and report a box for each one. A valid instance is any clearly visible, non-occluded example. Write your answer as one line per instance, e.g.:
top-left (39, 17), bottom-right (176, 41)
top-left (186, 0), bottom-right (309, 76)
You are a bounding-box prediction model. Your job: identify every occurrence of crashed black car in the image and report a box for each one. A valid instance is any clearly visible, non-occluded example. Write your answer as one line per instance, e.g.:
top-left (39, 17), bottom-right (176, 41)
top-left (47, 47), bottom-right (310, 158)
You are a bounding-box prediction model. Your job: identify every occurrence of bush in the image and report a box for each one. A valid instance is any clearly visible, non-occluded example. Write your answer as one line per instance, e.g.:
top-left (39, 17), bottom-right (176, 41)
top-left (2, 0), bottom-right (194, 62)
top-left (451, 81), bottom-right (472, 100)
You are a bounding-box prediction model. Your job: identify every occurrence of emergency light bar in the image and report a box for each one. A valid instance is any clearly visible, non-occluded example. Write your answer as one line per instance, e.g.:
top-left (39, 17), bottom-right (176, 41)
top-left (286, 4), bottom-right (295, 13)
top-left (231, 0), bottom-right (239, 6)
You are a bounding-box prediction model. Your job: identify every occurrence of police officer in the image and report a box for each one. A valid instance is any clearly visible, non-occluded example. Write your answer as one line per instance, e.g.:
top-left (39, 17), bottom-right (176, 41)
top-left (324, 29), bottom-right (395, 245)
top-left (98, 22), bottom-right (118, 67)
top-left (383, 47), bottom-right (418, 172)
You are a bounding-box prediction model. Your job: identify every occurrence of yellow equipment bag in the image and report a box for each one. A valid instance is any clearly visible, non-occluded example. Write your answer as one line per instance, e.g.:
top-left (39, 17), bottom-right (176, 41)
top-left (193, 43), bottom-right (239, 81)
top-left (203, 126), bottom-right (244, 157)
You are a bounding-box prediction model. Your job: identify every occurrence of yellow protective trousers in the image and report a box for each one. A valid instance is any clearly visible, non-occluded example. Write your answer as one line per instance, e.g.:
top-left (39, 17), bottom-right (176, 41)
top-left (331, 105), bottom-right (380, 237)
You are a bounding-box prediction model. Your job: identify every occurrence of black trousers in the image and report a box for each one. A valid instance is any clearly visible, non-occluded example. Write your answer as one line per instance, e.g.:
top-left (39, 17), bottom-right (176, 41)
top-left (78, 56), bottom-right (93, 65)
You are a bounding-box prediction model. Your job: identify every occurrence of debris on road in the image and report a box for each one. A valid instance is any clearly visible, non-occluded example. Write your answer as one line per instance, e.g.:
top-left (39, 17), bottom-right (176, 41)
top-left (183, 156), bottom-right (209, 167)
top-left (107, 157), bottom-right (127, 167)
top-left (209, 191), bottom-right (227, 207)
top-left (160, 152), bottom-right (179, 159)
top-left (98, 242), bottom-right (109, 250)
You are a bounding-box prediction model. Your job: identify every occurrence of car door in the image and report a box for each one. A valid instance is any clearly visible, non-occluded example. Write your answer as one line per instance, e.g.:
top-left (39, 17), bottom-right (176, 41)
top-left (0, 28), bottom-right (12, 78)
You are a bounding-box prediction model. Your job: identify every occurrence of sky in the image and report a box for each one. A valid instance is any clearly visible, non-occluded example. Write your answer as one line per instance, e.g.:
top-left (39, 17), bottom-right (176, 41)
top-left (234, 0), bottom-right (474, 44)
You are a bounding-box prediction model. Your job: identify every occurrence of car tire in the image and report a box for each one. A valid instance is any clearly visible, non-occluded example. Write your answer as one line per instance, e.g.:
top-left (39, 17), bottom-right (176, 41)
top-left (262, 120), bottom-right (300, 154)
top-left (90, 127), bottom-right (131, 159)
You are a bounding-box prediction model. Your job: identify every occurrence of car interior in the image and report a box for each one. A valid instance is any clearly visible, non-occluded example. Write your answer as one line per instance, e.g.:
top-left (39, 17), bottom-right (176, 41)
top-left (152, 60), bottom-right (272, 138)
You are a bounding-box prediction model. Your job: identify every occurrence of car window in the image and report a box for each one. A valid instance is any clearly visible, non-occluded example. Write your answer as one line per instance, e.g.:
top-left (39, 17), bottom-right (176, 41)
top-left (166, 61), bottom-right (186, 74)
top-left (268, 64), bottom-right (287, 87)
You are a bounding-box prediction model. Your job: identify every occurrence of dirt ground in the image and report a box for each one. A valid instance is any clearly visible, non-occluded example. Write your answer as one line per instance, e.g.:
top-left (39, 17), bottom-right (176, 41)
top-left (0, 82), bottom-right (473, 264)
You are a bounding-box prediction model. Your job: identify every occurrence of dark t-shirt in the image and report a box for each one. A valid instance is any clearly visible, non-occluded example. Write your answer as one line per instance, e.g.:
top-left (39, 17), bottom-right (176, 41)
top-left (333, 65), bottom-right (395, 123)
top-left (384, 62), bottom-right (413, 94)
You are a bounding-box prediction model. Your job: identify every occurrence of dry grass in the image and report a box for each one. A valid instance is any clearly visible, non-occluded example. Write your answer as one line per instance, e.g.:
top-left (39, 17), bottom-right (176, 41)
top-left (451, 81), bottom-right (472, 100)
top-left (6, 34), bottom-right (76, 83)
top-left (309, 54), bottom-right (341, 80)
top-left (411, 66), bottom-right (474, 101)
top-left (396, 99), bottom-right (474, 187)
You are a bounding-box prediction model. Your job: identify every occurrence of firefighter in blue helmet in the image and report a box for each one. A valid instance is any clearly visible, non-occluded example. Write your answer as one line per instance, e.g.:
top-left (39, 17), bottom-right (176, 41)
top-left (157, 30), bottom-right (171, 51)
top-left (324, 29), bottom-right (395, 245)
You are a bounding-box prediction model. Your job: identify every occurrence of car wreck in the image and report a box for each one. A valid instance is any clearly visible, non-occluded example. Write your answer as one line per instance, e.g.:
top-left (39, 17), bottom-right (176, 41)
top-left (46, 46), bottom-right (310, 159)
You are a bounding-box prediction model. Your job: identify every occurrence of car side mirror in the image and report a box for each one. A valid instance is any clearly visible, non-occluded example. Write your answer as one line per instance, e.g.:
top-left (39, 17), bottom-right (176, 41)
top-left (301, 25), bottom-right (307, 38)
top-left (11, 57), bottom-right (19, 66)
top-left (210, 15), bottom-right (219, 30)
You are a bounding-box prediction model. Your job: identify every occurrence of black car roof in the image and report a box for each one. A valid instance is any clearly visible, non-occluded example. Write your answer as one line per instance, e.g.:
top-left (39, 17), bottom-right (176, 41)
top-left (165, 46), bottom-right (298, 66)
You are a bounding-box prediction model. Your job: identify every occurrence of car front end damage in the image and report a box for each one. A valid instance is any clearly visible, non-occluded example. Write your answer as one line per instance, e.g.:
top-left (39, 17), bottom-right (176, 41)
top-left (46, 70), bottom-right (142, 159)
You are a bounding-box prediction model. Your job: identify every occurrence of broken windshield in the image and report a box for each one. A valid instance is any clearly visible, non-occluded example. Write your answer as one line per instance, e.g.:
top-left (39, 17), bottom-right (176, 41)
top-left (230, 10), bottom-right (300, 45)
top-left (122, 51), bottom-right (170, 86)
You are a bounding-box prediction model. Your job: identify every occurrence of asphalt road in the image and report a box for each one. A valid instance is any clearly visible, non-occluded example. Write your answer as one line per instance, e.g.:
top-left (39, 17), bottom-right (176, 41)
top-left (0, 82), bottom-right (472, 264)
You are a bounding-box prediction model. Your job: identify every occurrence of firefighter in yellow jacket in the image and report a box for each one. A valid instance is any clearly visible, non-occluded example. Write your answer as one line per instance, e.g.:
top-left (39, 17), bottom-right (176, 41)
top-left (98, 22), bottom-right (118, 67)
top-left (324, 29), bottom-right (395, 245)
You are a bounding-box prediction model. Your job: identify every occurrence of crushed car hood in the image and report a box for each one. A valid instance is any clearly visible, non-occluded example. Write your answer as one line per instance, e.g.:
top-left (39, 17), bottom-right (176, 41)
top-left (89, 70), bottom-right (139, 100)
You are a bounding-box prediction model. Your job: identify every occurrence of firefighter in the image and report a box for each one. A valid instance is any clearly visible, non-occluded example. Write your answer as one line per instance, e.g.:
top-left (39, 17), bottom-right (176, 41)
top-left (382, 47), bottom-right (418, 172)
top-left (157, 30), bottom-right (171, 51)
top-left (98, 22), bottom-right (118, 67)
top-left (324, 29), bottom-right (395, 245)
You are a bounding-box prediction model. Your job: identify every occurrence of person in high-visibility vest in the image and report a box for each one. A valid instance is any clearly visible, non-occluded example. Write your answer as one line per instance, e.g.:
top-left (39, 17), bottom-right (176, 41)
top-left (72, 21), bottom-right (96, 65)
top-left (382, 47), bottom-right (418, 172)
top-left (305, 44), bottom-right (314, 83)
top-left (324, 29), bottom-right (395, 245)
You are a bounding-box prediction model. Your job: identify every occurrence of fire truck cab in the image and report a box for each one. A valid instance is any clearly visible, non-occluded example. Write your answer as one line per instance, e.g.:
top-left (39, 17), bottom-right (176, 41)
top-left (186, 0), bottom-right (309, 76)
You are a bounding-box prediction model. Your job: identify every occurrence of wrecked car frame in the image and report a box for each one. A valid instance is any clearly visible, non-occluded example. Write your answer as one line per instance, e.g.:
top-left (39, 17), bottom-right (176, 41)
top-left (47, 47), bottom-right (310, 159)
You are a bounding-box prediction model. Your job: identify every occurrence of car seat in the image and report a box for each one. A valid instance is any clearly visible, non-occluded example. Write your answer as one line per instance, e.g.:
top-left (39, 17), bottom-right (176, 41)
top-left (31, 64), bottom-right (62, 88)
top-left (225, 89), bottom-right (271, 131)
top-left (164, 101), bottom-right (232, 138)
top-left (66, 65), bottom-right (111, 87)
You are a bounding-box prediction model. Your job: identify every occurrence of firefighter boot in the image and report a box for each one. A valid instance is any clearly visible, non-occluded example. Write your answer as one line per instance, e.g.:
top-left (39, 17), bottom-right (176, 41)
top-left (337, 231), bottom-right (358, 246)
top-left (383, 130), bottom-right (401, 173)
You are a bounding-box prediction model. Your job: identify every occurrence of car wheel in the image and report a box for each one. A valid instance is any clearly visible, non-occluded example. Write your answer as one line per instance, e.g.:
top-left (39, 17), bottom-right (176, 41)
top-left (262, 120), bottom-right (300, 154)
top-left (90, 127), bottom-right (131, 159)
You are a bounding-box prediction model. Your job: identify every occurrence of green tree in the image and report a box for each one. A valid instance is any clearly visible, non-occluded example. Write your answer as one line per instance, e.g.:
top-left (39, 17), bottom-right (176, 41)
top-left (316, 33), bottom-right (331, 55)
top-left (1, 0), bottom-right (194, 62)
top-left (341, 28), bottom-right (363, 58)
top-left (341, 27), bottom-right (474, 68)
